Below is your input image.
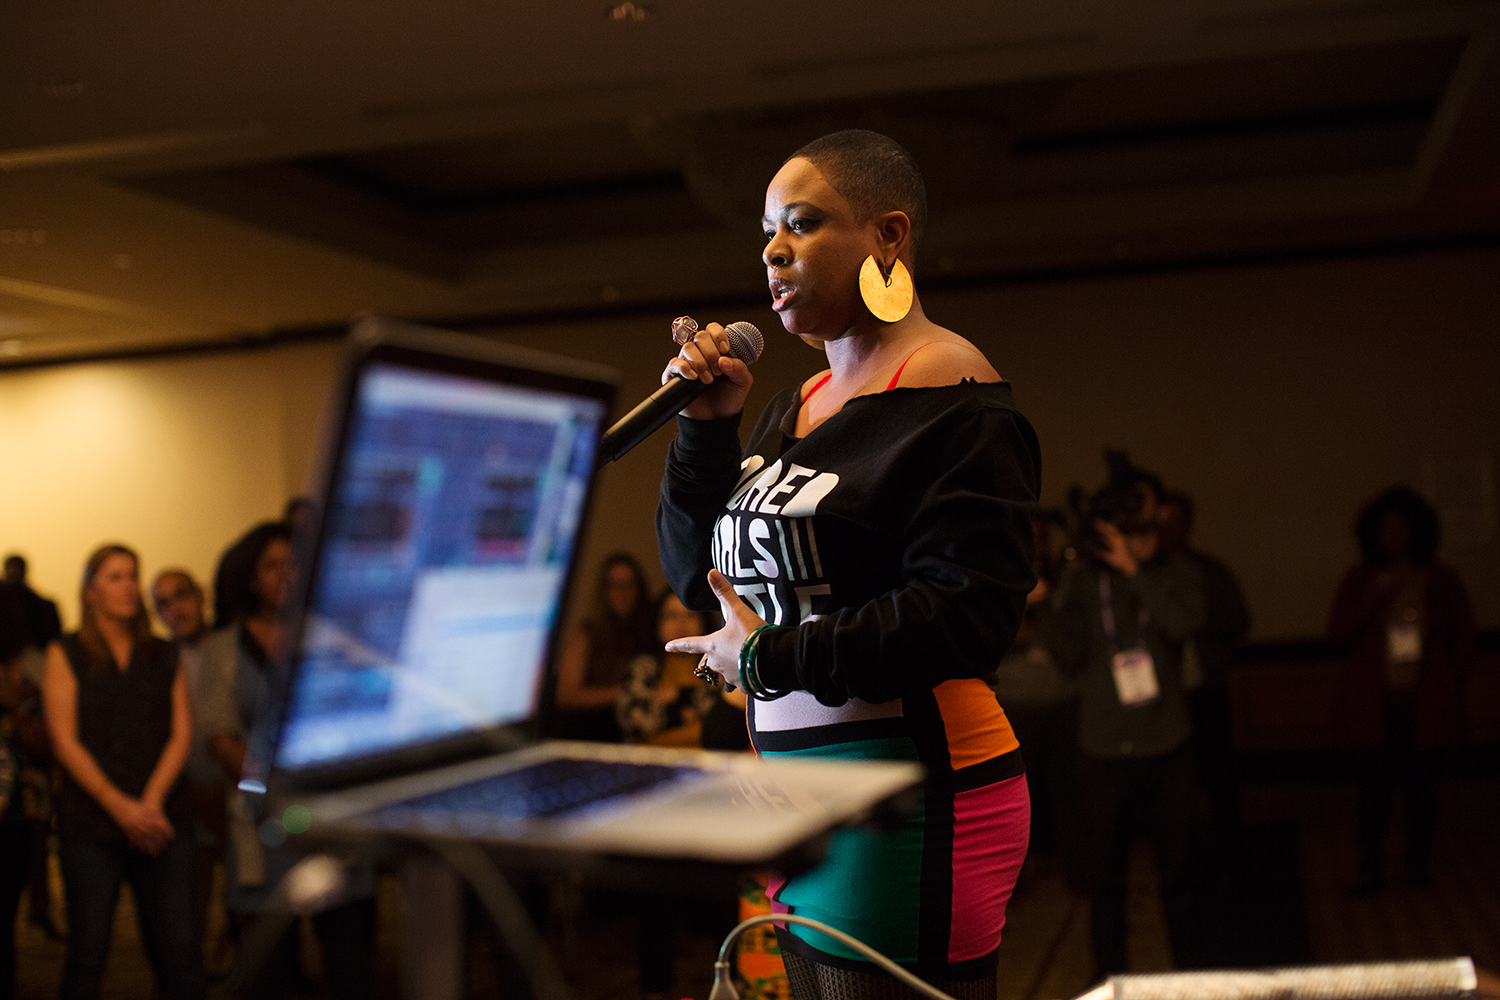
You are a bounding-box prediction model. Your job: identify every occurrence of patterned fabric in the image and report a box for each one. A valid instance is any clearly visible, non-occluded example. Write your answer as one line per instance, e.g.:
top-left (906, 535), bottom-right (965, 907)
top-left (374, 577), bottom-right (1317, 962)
top-left (737, 874), bottom-right (792, 1000)
top-left (615, 653), bottom-right (721, 745)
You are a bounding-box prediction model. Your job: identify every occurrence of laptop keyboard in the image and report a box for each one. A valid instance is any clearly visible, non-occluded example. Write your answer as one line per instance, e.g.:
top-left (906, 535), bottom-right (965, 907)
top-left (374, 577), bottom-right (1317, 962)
top-left (377, 758), bottom-right (697, 825)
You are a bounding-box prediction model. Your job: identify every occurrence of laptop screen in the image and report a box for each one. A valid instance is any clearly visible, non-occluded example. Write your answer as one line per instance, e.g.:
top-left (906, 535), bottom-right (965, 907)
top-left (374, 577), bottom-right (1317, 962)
top-left (273, 356), bottom-right (608, 773)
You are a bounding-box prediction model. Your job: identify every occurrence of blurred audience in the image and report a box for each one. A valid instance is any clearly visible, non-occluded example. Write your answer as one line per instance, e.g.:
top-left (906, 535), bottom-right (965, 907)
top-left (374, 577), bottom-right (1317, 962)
top-left (551, 552), bottom-right (657, 742)
top-left (198, 521), bottom-right (375, 1000)
top-left (1, 583), bottom-right (50, 1000)
top-left (992, 511), bottom-right (1079, 880)
top-left (41, 544), bottom-right (205, 1000)
top-left (281, 496), bottom-right (321, 553)
top-left (617, 590), bottom-right (722, 748)
top-left (151, 570), bottom-right (209, 648)
top-left (151, 568), bottom-right (230, 974)
top-left (1328, 486), bottom-right (1477, 894)
top-left (1043, 463), bottom-right (1210, 977)
top-left (1, 560), bottom-right (64, 947)
top-left (4, 554), bottom-right (62, 658)
top-left (1157, 491), bottom-right (1251, 842)
top-left (6, 464), bottom-right (1494, 1000)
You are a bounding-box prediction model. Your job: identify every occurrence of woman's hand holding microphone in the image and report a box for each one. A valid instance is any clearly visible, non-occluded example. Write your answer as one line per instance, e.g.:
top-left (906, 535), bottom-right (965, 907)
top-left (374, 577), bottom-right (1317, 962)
top-left (663, 316), bottom-right (755, 421)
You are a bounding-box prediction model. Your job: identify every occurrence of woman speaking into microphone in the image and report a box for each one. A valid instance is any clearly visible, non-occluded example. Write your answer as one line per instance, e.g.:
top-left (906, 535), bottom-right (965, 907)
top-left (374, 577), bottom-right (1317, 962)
top-left (656, 130), bottom-right (1040, 999)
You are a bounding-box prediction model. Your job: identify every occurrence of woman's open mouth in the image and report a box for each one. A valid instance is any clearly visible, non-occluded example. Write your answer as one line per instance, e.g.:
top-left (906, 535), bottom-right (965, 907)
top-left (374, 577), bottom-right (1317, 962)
top-left (770, 279), bottom-right (796, 310)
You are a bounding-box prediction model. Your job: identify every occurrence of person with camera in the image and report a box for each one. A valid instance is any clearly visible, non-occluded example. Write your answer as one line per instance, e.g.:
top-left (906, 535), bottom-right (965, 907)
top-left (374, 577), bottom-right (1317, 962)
top-left (1042, 462), bottom-right (1208, 978)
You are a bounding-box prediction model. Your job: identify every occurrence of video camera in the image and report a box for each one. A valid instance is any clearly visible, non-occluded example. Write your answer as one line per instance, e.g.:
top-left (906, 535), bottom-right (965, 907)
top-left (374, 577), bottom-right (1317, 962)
top-left (1063, 448), bottom-right (1162, 560)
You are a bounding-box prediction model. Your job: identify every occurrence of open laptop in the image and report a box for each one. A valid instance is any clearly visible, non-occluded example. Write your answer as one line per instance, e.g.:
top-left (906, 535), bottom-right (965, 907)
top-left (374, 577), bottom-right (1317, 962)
top-left (255, 316), bottom-right (921, 867)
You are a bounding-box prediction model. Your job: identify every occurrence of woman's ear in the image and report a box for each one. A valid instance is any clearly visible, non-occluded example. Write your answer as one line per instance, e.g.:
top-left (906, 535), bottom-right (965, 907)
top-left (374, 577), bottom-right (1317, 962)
top-left (873, 210), bottom-right (912, 267)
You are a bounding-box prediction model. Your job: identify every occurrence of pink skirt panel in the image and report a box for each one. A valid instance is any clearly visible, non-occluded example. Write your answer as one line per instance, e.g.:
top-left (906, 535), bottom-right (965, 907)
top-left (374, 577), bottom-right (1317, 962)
top-left (948, 773), bottom-right (1030, 962)
top-left (767, 872), bottom-right (789, 915)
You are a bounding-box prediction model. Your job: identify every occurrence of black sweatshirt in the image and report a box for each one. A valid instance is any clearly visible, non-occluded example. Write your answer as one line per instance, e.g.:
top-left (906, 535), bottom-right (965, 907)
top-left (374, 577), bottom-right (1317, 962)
top-left (657, 380), bottom-right (1040, 708)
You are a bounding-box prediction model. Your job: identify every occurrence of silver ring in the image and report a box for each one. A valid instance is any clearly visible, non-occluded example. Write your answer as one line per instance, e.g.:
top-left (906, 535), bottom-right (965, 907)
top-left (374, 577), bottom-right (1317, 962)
top-left (671, 316), bottom-right (699, 346)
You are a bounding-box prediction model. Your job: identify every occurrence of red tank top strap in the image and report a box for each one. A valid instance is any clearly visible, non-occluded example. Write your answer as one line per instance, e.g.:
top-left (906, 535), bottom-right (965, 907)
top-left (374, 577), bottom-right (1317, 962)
top-left (801, 372), bottom-right (833, 403)
top-left (885, 342), bottom-right (944, 391)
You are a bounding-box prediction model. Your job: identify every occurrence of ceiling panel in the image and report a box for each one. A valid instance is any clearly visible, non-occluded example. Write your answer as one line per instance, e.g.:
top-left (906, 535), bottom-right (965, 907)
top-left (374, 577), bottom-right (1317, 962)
top-left (1, 0), bottom-right (1497, 363)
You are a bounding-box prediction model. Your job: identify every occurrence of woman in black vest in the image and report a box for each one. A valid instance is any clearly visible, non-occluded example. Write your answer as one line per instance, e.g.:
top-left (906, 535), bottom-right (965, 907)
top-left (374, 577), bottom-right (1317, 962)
top-left (42, 544), bottom-right (205, 1000)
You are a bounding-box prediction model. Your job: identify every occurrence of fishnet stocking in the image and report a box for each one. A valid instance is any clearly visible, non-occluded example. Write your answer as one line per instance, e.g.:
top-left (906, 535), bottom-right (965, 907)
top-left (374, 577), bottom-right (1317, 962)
top-left (781, 950), bottom-right (997, 1000)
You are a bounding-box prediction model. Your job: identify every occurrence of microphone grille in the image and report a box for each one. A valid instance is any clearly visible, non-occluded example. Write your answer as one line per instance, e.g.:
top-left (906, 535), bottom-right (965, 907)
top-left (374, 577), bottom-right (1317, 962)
top-left (724, 321), bottom-right (764, 365)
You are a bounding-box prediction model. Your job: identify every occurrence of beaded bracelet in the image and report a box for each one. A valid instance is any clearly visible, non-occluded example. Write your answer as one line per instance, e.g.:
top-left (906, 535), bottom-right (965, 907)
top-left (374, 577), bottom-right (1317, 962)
top-left (738, 623), bottom-right (786, 701)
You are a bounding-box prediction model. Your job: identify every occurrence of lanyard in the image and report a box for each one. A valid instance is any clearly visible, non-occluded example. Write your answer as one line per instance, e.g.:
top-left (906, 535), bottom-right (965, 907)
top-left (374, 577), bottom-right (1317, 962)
top-left (1099, 572), bottom-right (1150, 653)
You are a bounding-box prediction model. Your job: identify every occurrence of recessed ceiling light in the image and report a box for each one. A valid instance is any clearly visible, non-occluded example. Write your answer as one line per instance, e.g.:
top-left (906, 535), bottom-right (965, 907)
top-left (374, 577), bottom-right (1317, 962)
top-left (607, 2), bottom-right (648, 21)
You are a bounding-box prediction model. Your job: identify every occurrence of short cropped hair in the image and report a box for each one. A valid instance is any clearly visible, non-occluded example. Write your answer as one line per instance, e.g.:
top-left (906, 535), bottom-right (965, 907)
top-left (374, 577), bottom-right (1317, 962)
top-left (790, 130), bottom-right (928, 255)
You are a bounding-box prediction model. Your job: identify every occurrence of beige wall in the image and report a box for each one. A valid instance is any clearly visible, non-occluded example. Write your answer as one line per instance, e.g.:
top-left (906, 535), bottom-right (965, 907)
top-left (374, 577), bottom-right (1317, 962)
top-left (3, 246), bottom-right (1496, 639)
top-left (0, 342), bottom-right (345, 628)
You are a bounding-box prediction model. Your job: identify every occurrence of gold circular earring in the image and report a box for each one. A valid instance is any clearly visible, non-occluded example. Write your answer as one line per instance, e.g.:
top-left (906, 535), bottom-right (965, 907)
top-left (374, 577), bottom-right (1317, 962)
top-left (859, 256), bottom-right (913, 323)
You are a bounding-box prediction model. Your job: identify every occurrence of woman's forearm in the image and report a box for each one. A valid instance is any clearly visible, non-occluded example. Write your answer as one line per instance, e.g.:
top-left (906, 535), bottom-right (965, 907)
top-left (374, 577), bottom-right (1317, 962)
top-left (554, 631), bottom-right (620, 710)
top-left (53, 732), bottom-right (127, 813)
top-left (141, 742), bottom-right (187, 809)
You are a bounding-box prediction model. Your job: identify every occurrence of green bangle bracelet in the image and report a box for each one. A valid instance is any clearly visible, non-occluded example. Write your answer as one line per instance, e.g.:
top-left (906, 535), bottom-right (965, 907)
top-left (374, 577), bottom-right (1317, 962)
top-left (741, 623), bottom-right (782, 700)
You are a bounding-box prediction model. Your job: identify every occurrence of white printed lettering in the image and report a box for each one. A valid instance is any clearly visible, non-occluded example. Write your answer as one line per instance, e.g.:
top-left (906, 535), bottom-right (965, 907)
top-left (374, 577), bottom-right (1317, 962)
top-left (778, 472), bottom-right (839, 518)
top-left (804, 520), bottom-right (825, 577)
top-left (761, 464), bottom-right (817, 515)
top-left (794, 584), bottom-right (831, 623)
top-left (774, 520), bottom-right (796, 581)
top-left (789, 518), bottom-right (809, 578)
top-left (713, 517), bottom-right (735, 577)
top-left (731, 460), bottom-right (781, 512)
top-left (747, 518), bottom-right (779, 579)
top-left (734, 584), bottom-right (769, 619)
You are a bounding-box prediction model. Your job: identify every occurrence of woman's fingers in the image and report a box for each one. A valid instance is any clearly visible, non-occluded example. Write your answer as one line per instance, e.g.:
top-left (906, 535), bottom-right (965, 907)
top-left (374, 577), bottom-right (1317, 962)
top-left (663, 326), bottom-right (725, 385)
top-left (662, 571), bottom-right (764, 695)
top-left (662, 319), bottom-right (753, 419)
top-left (663, 634), bottom-right (708, 655)
top-left (707, 569), bottom-right (762, 631)
top-left (706, 568), bottom-right (736, 605)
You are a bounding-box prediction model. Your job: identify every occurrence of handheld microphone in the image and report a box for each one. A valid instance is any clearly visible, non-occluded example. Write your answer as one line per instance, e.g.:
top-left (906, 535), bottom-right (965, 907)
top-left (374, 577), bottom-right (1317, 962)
top-left (596, 320), bottom-right (764, 465)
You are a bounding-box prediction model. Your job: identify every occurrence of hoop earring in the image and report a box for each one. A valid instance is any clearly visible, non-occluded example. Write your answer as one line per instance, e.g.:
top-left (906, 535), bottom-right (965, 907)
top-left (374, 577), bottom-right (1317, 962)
top-left (859, 256), bottom-right (913, 323)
